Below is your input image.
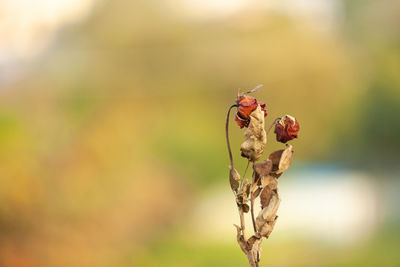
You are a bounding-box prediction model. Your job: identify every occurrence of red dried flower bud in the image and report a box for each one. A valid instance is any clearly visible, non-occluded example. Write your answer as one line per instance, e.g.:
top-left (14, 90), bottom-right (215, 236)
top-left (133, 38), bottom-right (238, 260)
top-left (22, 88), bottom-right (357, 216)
top-left (274, 115), bottom-right (300, 143)
top-left (234, 95), bottom-right (267, 128)
top-left (234, 113), bottom-right (250, 128)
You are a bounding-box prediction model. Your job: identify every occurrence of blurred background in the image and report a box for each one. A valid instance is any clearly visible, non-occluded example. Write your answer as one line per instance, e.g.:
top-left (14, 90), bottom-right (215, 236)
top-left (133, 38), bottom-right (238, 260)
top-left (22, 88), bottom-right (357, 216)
top-left (0, 0), bottom-right (399, 266)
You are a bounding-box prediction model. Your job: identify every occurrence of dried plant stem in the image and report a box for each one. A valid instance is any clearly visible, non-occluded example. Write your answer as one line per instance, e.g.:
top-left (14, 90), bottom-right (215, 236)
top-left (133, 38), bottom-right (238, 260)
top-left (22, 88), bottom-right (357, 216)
top-left (226, 89), bottom-right (298, 267)
top-left (238, 206), bottom-right (246, 240)
top-left (250, 197), bottom-right (257, 234)
top-left (226, 104), bottom-right (239, 168)
top-left (250, 175), bottom-right (262, 234)
top-left (243, 160), bottom-right (250, 179)
top-left (240, 160), bottom-right (250, 190)
top-left (267, 117), bottom-right (281, 135)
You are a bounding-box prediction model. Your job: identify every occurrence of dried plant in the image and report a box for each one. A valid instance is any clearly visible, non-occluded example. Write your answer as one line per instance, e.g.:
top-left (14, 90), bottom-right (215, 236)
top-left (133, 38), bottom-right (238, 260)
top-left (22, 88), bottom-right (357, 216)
top-left (225, 85), bottom-right (300, 267)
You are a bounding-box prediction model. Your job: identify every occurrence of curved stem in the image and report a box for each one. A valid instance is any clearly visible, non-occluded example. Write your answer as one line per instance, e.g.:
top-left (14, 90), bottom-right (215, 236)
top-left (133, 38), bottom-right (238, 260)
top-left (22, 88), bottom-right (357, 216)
top-left (226, 104), bottom-right (238, 168)
top-left (266, 117), bottom-right (281, 135)
top-left (250, 174), bottom-right (261, 234)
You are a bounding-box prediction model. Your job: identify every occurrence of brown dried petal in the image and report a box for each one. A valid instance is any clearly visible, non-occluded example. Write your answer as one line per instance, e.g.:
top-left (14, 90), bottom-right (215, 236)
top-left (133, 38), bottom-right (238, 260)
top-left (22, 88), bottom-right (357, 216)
top-left (260, 187), bottom-right (272, 209)
top-left (268, 149), bottom-right (284, 173)
top-left (240, 105), bottom-right (267, 162)
top-left (254, 159), bottom-right (272, 180)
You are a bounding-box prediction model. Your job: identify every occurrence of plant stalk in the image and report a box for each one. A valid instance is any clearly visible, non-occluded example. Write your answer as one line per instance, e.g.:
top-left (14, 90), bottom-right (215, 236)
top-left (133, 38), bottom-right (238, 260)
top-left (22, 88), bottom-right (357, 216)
top-left (225, 104), bottom-right (238, 168)
top-left (267, 117), bottom-right (281, 135)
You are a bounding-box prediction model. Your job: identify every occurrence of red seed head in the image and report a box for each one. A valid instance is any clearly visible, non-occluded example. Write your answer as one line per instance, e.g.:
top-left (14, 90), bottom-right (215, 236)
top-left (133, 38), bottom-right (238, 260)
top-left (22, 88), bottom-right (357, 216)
top-left (274, 115), bottom-right (300, 143)
top-left (234, 95), bottom-right (267, 128)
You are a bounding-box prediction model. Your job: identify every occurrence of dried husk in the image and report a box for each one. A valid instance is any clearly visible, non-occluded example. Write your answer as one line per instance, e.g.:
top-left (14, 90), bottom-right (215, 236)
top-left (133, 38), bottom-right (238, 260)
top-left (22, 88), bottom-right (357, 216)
top-left (237, 179), bottom-right (251, 205)
top-left (268, 149), bottom-right (283, 174)
top-left (229, 166), bottom-right (240, 193)
top-left (240, 105), bottom-right (267, 162)
top-left (256, 188), bottom-right (280, 238)
top-left (267, 144), bottom-right (294, 177)
top-left (277, 144), bottom-right (293, 174)
top-left (255, 169), bottom-right (280, 239)
top-left (253, 159), bottom-right (272, 185)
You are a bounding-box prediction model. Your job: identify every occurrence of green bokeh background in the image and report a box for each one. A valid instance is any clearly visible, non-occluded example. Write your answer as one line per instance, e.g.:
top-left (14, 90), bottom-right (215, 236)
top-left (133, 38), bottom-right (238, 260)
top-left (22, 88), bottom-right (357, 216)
top-left (0, 0), bottom-right (399, 266)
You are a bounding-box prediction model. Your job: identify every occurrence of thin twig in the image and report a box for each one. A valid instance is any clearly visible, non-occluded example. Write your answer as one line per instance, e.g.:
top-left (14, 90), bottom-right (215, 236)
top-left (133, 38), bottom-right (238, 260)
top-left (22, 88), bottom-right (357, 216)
top-left (240, 160), bottom-right (250, 190)
top-left (267, 117), bottom-right (281, 135)
top-left (243, 160), bottom-right (250, 179)
top-left (226, 104), bottom-right (238, 168)
top-left (238, 205), bottom-right (246, 240)
top-left (250, 172), bottom-right (263, 234)
top-left (250, 197), bottom-right (257, 234)
top-left (250, 178), bottom-right (260, 234)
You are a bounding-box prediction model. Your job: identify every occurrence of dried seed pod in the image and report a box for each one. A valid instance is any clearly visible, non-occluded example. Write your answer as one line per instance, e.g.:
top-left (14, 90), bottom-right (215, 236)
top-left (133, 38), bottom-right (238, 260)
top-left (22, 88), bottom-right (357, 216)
top-left (241, 204), bottom-right (250, 213)
top-left (229, 166), bottom-right (240, 193)
top-left (268, 149), bottom-right (283, 173)
top-left (256, 189), bottom-right (280, 238)
top-left (253, 159), bottom-right (273, 187)
top-left (241, 179), bottom-right (251, 204)
top-left (267, 144), bottom-right (294, 176)
top-left (240, 105), bottom-right (267, 162)
top-left (274, 115), bottom-right (300, 143)
top-left (277, 144), bottom-right (293, 174)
